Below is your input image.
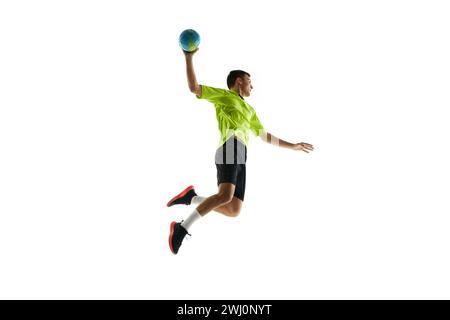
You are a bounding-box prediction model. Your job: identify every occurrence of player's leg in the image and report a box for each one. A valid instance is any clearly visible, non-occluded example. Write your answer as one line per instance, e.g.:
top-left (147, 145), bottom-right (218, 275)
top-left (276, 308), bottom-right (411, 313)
top-left (167, 138), bottom-right (246, 254)
top-left (166, 184), bottom-right (242, 216)
top-left (166, 158), bottom-right (246, 219)
top-left (168, 183), bottom-right (235, 255)
top-left (195, 182), bottom-right (235, 215)
top-left (213, 196), bottom-right (242, 216)
top-left (214, 163), bottom-right (245, 216)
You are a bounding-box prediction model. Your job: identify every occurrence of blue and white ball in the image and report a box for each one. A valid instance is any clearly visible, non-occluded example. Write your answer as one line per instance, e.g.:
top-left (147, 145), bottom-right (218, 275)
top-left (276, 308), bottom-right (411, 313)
top-left (179, 29), bottom-right (201, 52)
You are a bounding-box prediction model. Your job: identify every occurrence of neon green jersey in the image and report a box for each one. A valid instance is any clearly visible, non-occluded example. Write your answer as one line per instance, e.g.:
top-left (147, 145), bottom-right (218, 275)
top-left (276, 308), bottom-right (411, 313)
top-left (197, 85), bottom-right (265, 146)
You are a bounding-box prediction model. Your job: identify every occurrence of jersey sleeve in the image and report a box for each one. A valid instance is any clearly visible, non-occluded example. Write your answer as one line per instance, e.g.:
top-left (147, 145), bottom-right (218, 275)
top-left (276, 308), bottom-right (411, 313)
top-left (196, 85), bottom-right (228, 104)
top-left (249, 110), bottom-right (265, 137)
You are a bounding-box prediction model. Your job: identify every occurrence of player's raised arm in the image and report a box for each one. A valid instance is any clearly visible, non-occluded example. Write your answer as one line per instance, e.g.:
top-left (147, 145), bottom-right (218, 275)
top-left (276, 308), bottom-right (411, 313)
top-left (179, 29), bottom-right (202, 97)
top-left (183, 49), bottom-right (202, 97)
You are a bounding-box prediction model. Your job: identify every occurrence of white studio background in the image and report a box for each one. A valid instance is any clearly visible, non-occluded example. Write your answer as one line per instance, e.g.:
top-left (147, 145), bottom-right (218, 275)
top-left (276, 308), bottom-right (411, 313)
top-left (1, 0), bottom-right (449, 299)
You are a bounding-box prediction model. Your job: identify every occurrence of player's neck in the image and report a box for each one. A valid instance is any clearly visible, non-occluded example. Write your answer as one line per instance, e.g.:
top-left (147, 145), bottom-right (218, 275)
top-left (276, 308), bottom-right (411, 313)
top-left (230, 88), bottom-right (244, 100)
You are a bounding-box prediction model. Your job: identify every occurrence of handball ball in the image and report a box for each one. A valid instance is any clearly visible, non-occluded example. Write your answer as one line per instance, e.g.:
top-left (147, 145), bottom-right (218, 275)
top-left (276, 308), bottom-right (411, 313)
top-left (179, 29), bottom-right (201, 52)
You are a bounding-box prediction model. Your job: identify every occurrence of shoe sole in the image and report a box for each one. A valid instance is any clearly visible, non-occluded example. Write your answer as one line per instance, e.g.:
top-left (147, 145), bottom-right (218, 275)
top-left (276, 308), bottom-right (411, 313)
top-left (169, 221), bottom-right (176, 254)
top-left (166, 185), bottom-right (194, 207)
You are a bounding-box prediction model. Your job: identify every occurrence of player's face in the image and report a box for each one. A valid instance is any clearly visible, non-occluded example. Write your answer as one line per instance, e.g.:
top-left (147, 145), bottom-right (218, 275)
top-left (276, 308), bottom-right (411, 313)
top-left (239, 76), bottom-right (253, 97)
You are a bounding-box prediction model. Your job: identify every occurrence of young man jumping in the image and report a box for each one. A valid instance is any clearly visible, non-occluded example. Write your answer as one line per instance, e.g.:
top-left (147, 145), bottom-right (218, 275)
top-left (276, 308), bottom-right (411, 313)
top-left (167, 48), bottom-right (314, 254)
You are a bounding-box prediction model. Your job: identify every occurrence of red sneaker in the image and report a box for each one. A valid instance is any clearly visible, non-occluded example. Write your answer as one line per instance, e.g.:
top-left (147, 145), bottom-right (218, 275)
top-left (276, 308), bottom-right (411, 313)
top-left (166, 185), bottom-right (197, 207)
top-left (168, 221), bottom-right (190, 254)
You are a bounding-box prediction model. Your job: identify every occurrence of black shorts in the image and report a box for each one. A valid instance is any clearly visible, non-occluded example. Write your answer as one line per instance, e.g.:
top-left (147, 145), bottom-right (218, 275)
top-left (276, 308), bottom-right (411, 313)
top-left (215, 137), bottom-right (247, 201)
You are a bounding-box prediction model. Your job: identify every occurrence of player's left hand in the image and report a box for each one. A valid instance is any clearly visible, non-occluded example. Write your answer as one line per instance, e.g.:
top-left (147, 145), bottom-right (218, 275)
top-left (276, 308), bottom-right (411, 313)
top-left (292, 142), bottom-right (314, 153)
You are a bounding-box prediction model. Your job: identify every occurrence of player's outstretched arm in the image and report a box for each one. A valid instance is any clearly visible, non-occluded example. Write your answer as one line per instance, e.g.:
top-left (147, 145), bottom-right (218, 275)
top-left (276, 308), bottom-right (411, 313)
top-left (183, 49), bottom-right (202, 97)
top-left (259, 131), bottom-right (314, 153)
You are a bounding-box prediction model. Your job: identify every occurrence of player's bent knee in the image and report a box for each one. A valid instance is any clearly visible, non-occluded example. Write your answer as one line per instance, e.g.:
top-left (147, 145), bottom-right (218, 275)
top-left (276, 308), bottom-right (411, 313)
top-left (228, 199), bottom-right (242, 217)
top-left (228, 207), bottom-right (241, 217)
top-left (218, 192), bottom-right (234, 205)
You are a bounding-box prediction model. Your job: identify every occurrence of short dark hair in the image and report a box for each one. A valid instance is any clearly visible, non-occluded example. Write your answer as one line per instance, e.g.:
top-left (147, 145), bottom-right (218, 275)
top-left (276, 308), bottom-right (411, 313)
top-left (227, 70), bottom-right (250, 89)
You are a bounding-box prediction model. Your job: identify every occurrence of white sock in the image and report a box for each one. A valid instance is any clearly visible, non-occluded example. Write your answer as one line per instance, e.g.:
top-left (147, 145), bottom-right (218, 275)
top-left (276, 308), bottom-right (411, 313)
top-left (181, 209), bottom-right (202, 231)
top-left (191, 195), bottom-right (206, 205)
